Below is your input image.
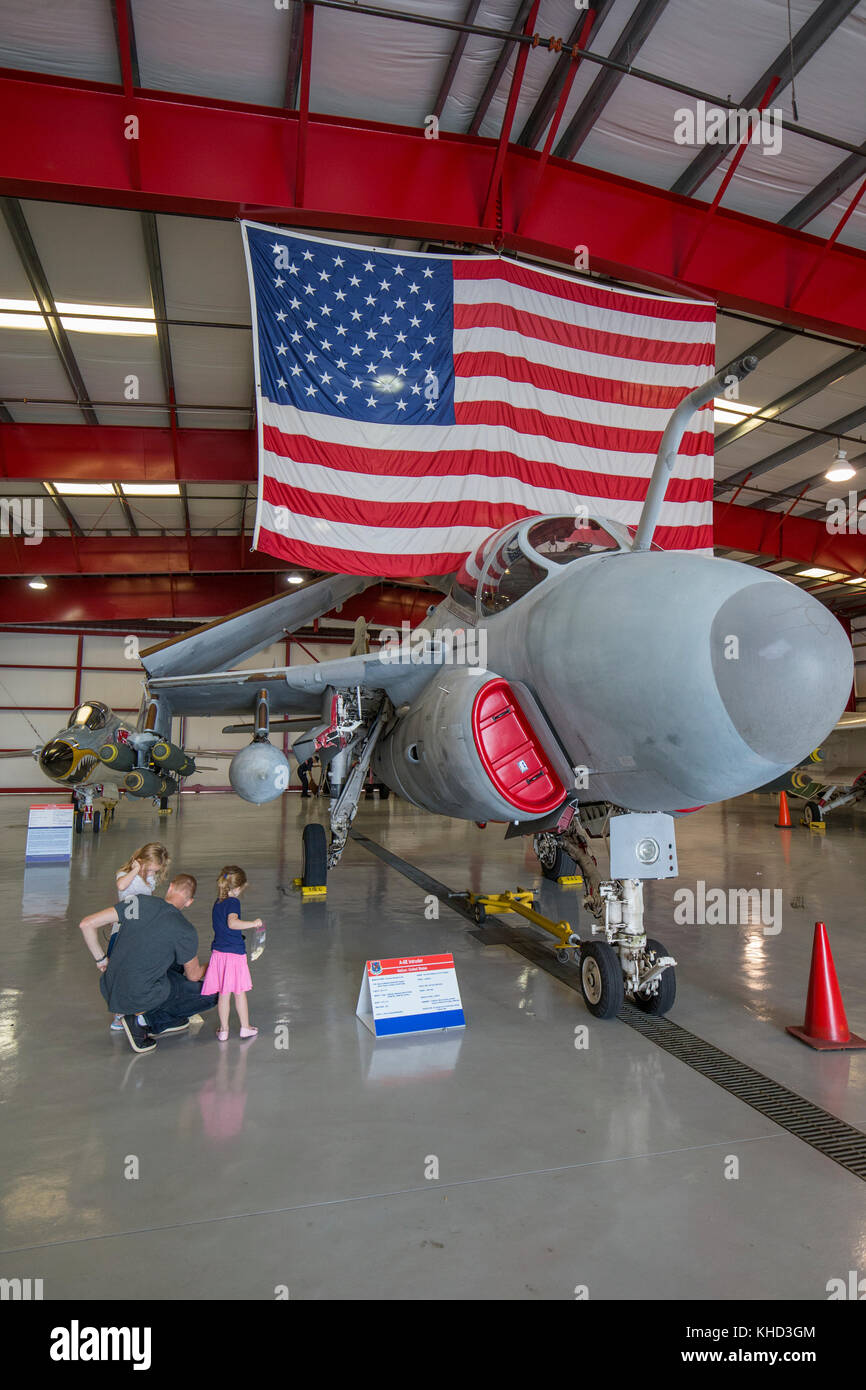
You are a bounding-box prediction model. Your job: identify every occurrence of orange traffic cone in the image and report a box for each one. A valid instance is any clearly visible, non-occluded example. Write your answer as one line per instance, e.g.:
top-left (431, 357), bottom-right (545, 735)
top-left (786, 922), bottom-right (866, 1050)
top-left (776, 791), bottom-right (792, 827)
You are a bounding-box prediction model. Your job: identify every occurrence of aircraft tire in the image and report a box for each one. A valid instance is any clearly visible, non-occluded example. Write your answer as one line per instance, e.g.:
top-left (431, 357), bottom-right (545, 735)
top-left (534, 833), bottom-right (577, 882)
top-left (579, 942), bottom-right (623, 1019)
top-left (631, 939), bottom-right (676, 1017)
top-left (378, 783), bottom-right (390, 800)
top-left (302, 823), bottom-right (328, 887)
top-left (804, 800), bottom-right (824, 826)
top-left (74, 810), bottom-right (84, 834)
top-left (93, 811), bottom-right (101, 835)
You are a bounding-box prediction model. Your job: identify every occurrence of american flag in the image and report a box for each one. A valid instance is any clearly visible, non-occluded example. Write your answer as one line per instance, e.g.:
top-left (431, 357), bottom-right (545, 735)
top-left (241, 223), bottom-right (716, 577)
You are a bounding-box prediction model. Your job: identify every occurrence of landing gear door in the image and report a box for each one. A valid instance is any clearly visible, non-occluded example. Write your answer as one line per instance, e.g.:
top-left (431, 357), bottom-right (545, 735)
top-left (609, 812), bottom-right (678, 879)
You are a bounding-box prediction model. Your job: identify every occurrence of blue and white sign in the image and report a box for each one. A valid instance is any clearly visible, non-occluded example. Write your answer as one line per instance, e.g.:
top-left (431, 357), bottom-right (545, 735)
top-left (25, 804), bottom-right (74, 864)
top-left (357, 953), bottom-right (466, 1038)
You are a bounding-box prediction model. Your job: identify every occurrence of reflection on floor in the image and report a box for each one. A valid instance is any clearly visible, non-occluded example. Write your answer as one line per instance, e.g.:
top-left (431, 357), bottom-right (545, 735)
top-left (1, 791), bottom-right (864, 1300)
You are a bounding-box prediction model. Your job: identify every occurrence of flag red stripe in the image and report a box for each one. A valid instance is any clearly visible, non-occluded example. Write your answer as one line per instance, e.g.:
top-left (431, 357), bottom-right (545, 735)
top-left (453, 257), bottom-right (716, 324)
top-left (453, 350), bottom-right (695, 409)
top-left (454, 301), bottom-right (715, 367)
top-left (262, 478), bottom-right (710, 529)
top-left (261, 426), bottom-right (712, 503)
top-left (257, 524), bottom-right (713, 579)
top-left (454, 399), bottom-right (712, 456)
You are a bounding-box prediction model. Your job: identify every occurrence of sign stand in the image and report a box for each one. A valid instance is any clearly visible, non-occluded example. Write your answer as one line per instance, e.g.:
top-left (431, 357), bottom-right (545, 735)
top-left (357, 954), bottom-right (465, 1038)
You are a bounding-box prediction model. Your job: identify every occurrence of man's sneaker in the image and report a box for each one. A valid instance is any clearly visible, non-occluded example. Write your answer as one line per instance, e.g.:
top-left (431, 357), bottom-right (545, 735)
top-left (110, 1014), bottom-right (124, 1031)
top-left (151, 1019), bottom-right (190, 1036)
top-left (120, 1014), bottom-right (157, 1053)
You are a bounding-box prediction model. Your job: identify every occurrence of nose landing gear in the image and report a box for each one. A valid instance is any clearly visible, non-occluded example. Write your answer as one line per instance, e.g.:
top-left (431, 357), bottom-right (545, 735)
top-left (534, 821), bottom-right (678, 1018)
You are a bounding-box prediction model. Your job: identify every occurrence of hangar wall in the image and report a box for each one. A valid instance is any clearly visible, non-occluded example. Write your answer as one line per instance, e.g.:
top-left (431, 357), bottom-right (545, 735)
top-left (853, 614), bottom-right (866, 705)
top-left (0, 628), bottom-right (349, 793)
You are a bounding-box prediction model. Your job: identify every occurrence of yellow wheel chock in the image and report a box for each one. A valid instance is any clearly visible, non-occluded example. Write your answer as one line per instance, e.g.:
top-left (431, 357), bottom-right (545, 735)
top-left (292, 876), bottom-right (327, 898)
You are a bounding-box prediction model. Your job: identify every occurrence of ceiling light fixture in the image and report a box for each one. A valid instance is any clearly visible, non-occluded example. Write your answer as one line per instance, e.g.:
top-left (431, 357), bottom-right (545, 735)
top-left (796, 567), bottom-right (834, 578)
top-left (28, 575), bottom-right (47, 590)
top-left (53, 482), bottom-right (114, 496)
top-left (825, 442), bottom-right (855, 484)
top-left (0, 298), bottom-right (156, 335)
top-left (286, 574), bottom-right (305, 585)
top-left (121, 483), bottom-right (181, 497)
top-left (713, 398), bottom-right (759, 426)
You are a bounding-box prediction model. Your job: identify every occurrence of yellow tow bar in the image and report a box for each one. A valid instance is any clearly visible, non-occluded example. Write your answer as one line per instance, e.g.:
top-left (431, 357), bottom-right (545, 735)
top-left (465, 885), bottom-right (582, 951)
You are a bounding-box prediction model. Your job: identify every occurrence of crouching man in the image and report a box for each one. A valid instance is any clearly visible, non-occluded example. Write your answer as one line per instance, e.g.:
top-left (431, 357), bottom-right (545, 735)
top-left (79, 872), bottom-right (218, 1053)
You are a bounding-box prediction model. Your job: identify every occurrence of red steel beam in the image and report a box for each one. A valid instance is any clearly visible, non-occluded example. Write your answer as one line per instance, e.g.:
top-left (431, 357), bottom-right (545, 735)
top-left (2, 504), bottom-right (864, 579)
top-left (0, 423), bottom-right (256, 482)
top-left (0, 574), bottom-right (436, 624)
top-left (1, 73), bottom-right (866, 343)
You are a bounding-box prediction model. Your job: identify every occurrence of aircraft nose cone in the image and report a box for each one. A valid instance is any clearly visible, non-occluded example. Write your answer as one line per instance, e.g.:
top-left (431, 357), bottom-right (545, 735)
top-left (39, 738), bottom-right (75, 781)
top-left (710, 580), bottom-right (853, 765)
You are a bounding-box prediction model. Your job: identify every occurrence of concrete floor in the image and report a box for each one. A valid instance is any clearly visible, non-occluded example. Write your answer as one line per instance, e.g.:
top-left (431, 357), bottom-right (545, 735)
top-left (1, 790), bottom-right (865, 1301)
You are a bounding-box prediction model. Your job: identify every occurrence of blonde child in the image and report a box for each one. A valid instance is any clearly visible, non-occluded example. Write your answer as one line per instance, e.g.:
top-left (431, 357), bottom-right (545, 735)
top-left (108, 843), bottom-right (170, 1030)
top-left (200, 866), bottom-right (261, 1040)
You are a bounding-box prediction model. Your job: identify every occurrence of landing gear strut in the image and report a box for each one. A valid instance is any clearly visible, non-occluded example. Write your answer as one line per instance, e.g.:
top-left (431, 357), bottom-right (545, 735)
top-left (534, 814), bottom-right (678, 1018)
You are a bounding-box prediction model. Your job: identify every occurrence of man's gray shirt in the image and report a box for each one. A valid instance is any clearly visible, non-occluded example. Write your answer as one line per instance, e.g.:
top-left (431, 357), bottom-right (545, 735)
top-left (100, 896), bottom-right (198, 1015)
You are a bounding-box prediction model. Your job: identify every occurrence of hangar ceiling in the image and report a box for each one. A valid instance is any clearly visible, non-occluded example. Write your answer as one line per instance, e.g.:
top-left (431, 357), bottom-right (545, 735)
top-left (1, 0), bottom-right (866, 618)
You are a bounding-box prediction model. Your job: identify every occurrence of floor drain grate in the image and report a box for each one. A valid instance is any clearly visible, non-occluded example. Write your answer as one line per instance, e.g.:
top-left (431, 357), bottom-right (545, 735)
top-left (619, 1005), bottom-right (866, 1182)
top-left (353, 833), bottom-right (866, 1183)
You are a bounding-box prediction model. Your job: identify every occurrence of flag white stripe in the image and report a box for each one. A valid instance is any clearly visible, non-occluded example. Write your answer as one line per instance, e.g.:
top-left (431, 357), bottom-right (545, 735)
top-left (454, 373), bottom-right (708, 432)
top-left (258, 501), bottom-right (709, 556)
top-left (454, 276), bottom-right (716, 346)
top-left (453, 327), bottom-right (714, 388)
top-left (260, 400), bottom-right (712, 482)
top-left (262, 449), bottom-right (711, 520)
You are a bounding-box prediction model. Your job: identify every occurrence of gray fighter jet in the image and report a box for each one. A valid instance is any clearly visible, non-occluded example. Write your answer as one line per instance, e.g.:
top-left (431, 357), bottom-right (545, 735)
top-left (766, 711), bottom-right (866, 826)
top-left (119, 355), bottom-right (852, 1020)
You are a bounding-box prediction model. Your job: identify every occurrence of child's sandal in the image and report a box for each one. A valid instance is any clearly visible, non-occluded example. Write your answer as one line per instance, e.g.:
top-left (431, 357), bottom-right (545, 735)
top-left (239, 1026), bottom-right (258, 1039)
top-left (216, 1029), bottom-right (229, 1041)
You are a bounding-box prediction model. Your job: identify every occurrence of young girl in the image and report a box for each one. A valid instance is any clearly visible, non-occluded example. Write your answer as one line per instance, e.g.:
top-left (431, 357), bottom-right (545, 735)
top-left (201, 866), bottom-right (262, 1040)
top-left (108, 843), bottom-right (171, 1030)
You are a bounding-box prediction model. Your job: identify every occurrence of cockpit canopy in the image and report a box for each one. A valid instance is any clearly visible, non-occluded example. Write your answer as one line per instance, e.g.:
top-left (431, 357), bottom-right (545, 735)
top-left (66, 701), bottom-right (111, 733)
top-left (452, 514), bottom-right (627, 617)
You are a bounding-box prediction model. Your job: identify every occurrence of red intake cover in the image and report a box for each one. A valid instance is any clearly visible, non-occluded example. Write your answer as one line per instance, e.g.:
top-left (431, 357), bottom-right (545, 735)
top-left (471, 679), bottom-right (566, 815)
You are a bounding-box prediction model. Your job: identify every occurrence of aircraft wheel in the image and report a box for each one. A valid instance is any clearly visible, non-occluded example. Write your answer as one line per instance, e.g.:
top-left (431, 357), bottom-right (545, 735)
top-left (631, 938), bottom-right (676, 1016)
top-left (579, 942), bottom-right (624, 1019)
top-left (473, 902), bottom-right (487, 924)
top-left (302, 823), bottom-right (328, 887)
top-left (74, 810), bottom-right (84, 834)
top-left (804, 801), bottom-right (824, 827)
top-left (378, 784), bottom-right (390, 800)
top-left (534, 833), bottom-right (577, 882)
top-left (92, 810), bottom-right (101, 835)
top-left (555, 948), bottom-right (572, 964)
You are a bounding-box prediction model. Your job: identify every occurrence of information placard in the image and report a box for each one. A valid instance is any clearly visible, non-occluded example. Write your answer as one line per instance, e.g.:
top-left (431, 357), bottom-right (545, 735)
top-left (25, 804), bottom-right (74, 864)
top-left (356, 953), bottom-right (465, 1038)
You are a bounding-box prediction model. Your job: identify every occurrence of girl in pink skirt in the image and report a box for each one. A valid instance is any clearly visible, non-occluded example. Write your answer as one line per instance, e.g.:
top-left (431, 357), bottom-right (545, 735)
top-left (201, 865), bottom-right (263, 1040)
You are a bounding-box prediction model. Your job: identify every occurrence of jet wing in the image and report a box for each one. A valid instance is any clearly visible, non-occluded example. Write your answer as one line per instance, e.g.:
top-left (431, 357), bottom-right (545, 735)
top-left (144, 648), bottom-right (451, 718)
top-left (140, 574), bottom-right (377, 679)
